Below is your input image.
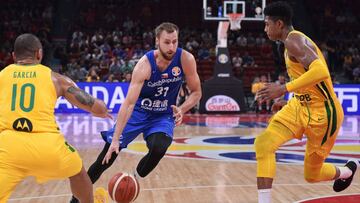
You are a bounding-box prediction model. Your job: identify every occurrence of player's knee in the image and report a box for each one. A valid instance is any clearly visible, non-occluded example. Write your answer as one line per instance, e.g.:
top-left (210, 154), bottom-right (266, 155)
top-left (304, 173), bottom-right (320, 183)
top-left (304, 166), bottom-right (321, 183)
top-left (303, 154), bottom-right (324, 183)
top-left (147, 133), bottom-right (172, 156)
top-left (151, 141), bottom-right (170, 156)
top-left (254, 131), bottom-right (276, 159)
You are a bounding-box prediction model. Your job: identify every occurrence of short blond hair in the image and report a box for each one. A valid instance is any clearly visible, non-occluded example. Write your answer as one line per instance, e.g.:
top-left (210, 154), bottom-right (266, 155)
top-left (155, 22), bottom-right (179, 38)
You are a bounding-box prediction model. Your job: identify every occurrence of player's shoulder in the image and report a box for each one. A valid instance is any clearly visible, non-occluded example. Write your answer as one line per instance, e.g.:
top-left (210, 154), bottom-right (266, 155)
top-left (285, 32), bottom-right (307, 52)
top-left (0, 64), bottom-right (11, 76)
top-left (132, 54), bottom-right (152, 79)
top-left (136, 54), bottom-right (151, 68)
top-left (180, 48), bottom-right (195, 62)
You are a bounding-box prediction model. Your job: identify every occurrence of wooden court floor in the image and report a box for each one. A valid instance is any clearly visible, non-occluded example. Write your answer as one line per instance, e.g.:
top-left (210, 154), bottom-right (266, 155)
top-left (8, 114), bottom-right (360, 203)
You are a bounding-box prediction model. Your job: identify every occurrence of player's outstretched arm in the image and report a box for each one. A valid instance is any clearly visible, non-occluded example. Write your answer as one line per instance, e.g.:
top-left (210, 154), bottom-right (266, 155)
top-left (112, 56), bottom-right (149, 141)
top-left (284, 33), bottom-right (330, 92)
top-left (51, 72), bottom-right (111, 119)
top-left (102, 56), bottom-right (150, 164)
top-left (179, 50), bottom-right (202, 113)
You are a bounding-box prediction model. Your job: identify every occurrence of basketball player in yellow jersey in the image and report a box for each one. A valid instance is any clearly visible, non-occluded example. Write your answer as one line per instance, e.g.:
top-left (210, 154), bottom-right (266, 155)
top-left (0, 34), bottom-right (112, 203)
top-left (254, 2), bottom-right (358, 203)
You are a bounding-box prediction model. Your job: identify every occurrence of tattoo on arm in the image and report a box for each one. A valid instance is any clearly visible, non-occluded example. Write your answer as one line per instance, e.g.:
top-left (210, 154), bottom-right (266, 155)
top-left (67, 86), bottom-right (95, 107)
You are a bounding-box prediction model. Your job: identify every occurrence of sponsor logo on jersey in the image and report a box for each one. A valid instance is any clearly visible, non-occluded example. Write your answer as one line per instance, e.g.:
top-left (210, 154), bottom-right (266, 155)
top-left (13, 117), bottom-right (33, 132)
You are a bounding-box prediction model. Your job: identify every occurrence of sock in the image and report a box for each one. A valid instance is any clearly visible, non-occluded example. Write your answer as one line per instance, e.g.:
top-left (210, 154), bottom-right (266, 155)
top-left (258, 189), bottom-right (271, 203)
top-left (133, 169), bottom-right (143, 180)
top-left (338, 166), bottom-right (353, 179)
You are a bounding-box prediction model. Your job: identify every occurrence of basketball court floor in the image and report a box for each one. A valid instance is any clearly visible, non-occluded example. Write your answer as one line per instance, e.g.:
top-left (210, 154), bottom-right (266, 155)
top-left (8, 113), bottom-right (360, 203)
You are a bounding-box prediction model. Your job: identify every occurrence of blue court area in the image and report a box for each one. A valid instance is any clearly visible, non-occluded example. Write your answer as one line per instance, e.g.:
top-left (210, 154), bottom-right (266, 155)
top-left (58, 113), bottom-right (360, 165)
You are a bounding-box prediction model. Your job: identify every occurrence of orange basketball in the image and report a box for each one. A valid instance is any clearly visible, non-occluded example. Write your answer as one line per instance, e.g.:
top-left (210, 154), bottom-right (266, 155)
top-left (108, 172), bottom-right (140, 203)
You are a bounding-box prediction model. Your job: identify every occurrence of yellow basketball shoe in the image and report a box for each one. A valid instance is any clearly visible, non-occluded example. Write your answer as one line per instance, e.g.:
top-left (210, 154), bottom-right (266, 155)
top-left (94, 187), bottom-right (109, 203)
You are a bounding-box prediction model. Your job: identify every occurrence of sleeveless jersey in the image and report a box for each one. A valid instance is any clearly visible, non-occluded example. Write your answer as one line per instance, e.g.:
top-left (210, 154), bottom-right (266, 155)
top-left (284, 30), bottom-right (337, 103)
top-left (135, 48), bottom-right (184, 114)
top-left (0, 64), bottom-right (59, 134)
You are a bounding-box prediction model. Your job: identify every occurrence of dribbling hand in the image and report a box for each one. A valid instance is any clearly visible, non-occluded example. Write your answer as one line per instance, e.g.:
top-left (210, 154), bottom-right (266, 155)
top-left (271, 99), bottom-right (288, 112)
top-left (171, 105), bottom-right (183, 127)
top-left (257, 83), bottom-right (287, 103)
top-left (92, 110), bottom-right (113, 120)
top-left (102, 140), bottom-right (120, 165)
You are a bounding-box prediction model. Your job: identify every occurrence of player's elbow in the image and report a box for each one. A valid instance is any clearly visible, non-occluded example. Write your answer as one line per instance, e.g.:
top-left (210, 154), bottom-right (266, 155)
top-left (310, 59), bottom-right (331, 79)
top-left (193, 90), bottom-right (202, 102)
top-left (316, 68), bottom-right (331, 83)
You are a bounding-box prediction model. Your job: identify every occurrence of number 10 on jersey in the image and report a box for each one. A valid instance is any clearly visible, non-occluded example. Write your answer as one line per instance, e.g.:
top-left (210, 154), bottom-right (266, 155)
top-left (11, 83), bottom-right (36, 112)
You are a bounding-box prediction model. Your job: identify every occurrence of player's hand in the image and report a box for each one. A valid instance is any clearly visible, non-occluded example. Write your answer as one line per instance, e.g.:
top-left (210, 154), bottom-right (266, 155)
top-left (271, 99), bottom-right (288, 112)
top-left (102, 140), bottom-right (120, 165)
top-left (92, 109), bottom-right (113, 120)
top-left (257, 83), bottom-right (287, 103)
top-left (171, 105), bottom-right (183, 127)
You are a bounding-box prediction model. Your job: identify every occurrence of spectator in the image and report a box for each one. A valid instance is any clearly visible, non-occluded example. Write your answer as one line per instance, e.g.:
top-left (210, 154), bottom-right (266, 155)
top-left (86, 69), bottom-right (100, 82)
top-left (122, 72), bottom-right (132, 82)
top-left (198, 45), bottom-right (210, 61)
top-left (243, 51), bottom-right (257, 67)
top-left (121, 59), bottom-right (134, 73)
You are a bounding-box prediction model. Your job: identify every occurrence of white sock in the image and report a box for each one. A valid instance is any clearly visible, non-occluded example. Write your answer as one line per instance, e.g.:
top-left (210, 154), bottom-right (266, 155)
top-left (338, 166), bottom-right (353, 179)
top-left (258, 189), bottom-right (271, 203)
top-left (133, 169), bottom-right (143, 180)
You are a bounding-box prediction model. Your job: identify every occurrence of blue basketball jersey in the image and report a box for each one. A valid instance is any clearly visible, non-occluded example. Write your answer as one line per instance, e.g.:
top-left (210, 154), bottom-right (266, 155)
top-left (134, 48), bottom-right (184, 114)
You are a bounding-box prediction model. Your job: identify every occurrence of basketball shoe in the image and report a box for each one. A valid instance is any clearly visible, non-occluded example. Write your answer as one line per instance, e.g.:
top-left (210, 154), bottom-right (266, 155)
top-left (94, 187), bottom-right (109, 203)
top-left (333, 159), bottom-right (359, 192)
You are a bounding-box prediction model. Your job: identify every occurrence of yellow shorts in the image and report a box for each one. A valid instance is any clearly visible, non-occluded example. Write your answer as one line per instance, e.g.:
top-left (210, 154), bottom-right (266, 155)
top-left (271, 97), bottom-right (344, 157)
top-left (0, 130), bottom-right (82, 202)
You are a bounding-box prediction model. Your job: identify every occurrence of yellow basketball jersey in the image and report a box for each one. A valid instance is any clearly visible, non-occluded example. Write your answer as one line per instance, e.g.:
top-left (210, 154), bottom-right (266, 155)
top-left (0, 64), bottom-right (59, 134)
top-left (284, 30), bottom-right (336, 103)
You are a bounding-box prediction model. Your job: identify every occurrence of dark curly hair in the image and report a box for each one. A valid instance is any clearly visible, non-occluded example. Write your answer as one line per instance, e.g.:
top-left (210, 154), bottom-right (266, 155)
top-left (264, 1), bottom-right (293, 26)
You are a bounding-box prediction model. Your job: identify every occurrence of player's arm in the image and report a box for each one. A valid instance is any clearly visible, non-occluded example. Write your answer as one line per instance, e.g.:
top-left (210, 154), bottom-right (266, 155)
top-left (51, 72), bottom-right (111, 118)
top-left (284, 33), bottom-right (330, 92)
top-left (179, 50), bottom-right (202, 113)
top-left (111, 56), bottom-right (150, 142)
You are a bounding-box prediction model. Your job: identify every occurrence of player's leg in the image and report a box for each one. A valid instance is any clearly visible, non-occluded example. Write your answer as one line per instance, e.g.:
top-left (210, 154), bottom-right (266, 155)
top-left (69, 166), bottom-right (93, 203)
top-left (0, 168), bottom-right (25, 203)
top-left (70, 141), bottom-right (121, 203)
top-left (70, 122), bottom-right (143, 203)
top-left (135, 132), bottom-right (172, 178)
top-left (303, 132), bottom-right (357, 189)
top-left (255, 125), bottom-right (293, 203)
top-left (255, 120), bottom-right (294, 188)
top-left (303, 101), bottom-right (357, 191)
top-left (135, 114), bottom-right (175, 178)
top-left (86, 122), bottom-right (143, 184)
top-left (332, 101), bottom-right (358, 192)
top-left (87, 142), bottom-right (120, 183)
top-left (303, 115), bottom-right (339, 183)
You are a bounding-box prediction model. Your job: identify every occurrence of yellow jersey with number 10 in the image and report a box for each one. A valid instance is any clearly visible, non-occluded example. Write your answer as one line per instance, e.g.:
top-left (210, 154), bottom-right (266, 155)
top-left (0, 64), bottom-right (59, 134)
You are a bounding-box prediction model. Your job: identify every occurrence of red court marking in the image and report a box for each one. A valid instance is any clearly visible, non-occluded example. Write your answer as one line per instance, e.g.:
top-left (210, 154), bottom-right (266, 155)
top-left (297, 194), bottom-right (360, 203)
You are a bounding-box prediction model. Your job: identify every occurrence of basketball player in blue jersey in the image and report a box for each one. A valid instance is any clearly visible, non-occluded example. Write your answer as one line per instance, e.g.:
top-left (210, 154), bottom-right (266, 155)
top-left (70, 22), bottom-right (201, 203)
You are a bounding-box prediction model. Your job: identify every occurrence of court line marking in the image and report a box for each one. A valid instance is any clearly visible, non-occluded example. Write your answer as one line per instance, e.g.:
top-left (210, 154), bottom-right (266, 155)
top-left (8, 183), bottom-right (360, 201)
top-left (293, 193), bottom-right (360, 203)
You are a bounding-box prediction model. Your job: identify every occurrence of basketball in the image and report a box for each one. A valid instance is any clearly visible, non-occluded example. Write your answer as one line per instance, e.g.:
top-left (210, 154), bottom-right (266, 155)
top-left (108, 172), bottom-right (140, 203)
